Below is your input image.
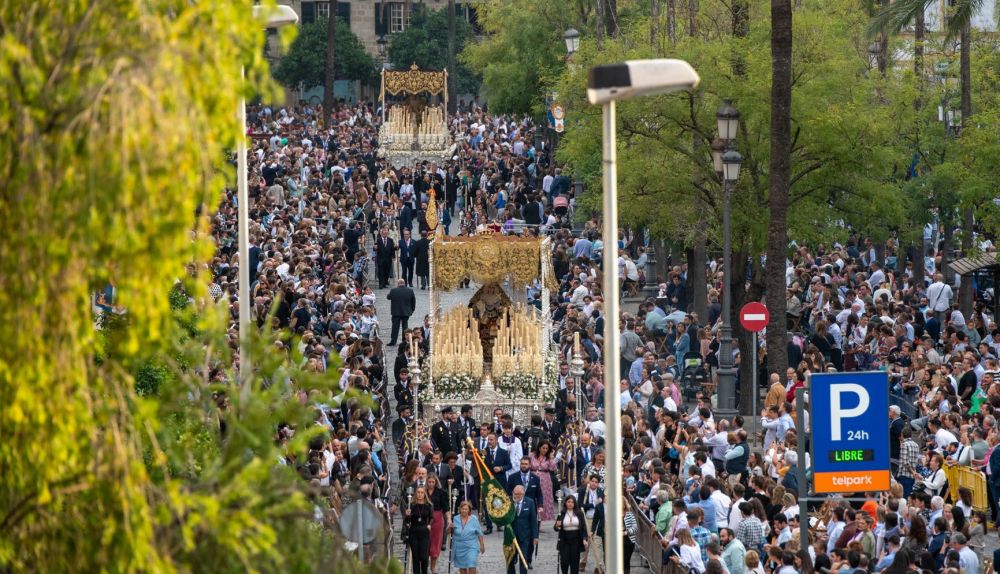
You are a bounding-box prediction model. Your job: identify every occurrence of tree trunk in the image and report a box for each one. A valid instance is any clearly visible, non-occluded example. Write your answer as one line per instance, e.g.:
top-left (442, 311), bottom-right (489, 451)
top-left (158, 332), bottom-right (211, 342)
top-left (651, 0), bottom-right (660, 52)
top-left (909, 240), bottom-right (925, 291)
top-left (667, 0), bottom-right (677, 46)
top-left (323, 10), bottom-right (337, 122)
top-left (732, 0), bottom-right (749, 75)
top-left (958, 21), bottom-right (973, 317)
top-left (688, 0), bottom-right (698, 36)
top-left (604, 0), bottom-right (619, 38)
top-left (942, 219), bottom-right (953, 285)
top-left (686, 244), bottom-right (707, 318)
top-left (595, 0), bottom-right (604, 49)
top-left (914, 3), bottom-right (925, 110)
top-left (447, 0), bottom-right (457, 114)
top-left (765, 0), bottom-right (792, 378)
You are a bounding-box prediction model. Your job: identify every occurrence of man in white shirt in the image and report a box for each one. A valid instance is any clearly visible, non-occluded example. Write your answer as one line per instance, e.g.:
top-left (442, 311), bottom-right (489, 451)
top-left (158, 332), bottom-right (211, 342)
top-left (707, 480), bottom-right (732, 529)
top-left (926, 274), bottom-right (953, 321)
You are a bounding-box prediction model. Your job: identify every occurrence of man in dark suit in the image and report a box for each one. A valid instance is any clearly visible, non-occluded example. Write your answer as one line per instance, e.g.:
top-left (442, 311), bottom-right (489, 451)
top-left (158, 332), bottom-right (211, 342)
top-left (392, 404), bottom-right (413, 448)
top-left (425, 451), bottom-right (452, 484)
top-left (374, 226), bottom-right (395, 288)
top-left (574, 433), bottom-right (596, 486)
top-left (508, 485), bottom-right (539, 574)
top-left (413, 230), bottom-right (431, 289)
top-left (431, 406), bottom-right (461, 456)
top-left (398, 228), bottom-right (416, 287)
top-left (506, 456), bottom-right (544, 510)
top-left (889, 405), bottom-right (905, 474)
top-left (456, 404), bottom-right (477, 440)
top-left (988, 434), bottom-right (1000, 523)
top-left (542, 407), bottom-right (564, 442)
top-left (482, 433), bottom-right (512, 534)
top-left (386, 279), bottom-right (416, 345)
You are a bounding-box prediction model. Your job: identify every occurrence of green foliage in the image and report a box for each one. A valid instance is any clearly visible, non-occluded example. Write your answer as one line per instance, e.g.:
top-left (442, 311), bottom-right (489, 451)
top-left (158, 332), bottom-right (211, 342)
top-left (274, 17), bottom-right (376, 88)
top-left (388, 5), bottom-right (479, 95)
top-left (552, 0), bottom-right (913, 254)
top-left (462, 0), bottom-right (580, 114)
top-left (0, 1), bottom-right (391, 572)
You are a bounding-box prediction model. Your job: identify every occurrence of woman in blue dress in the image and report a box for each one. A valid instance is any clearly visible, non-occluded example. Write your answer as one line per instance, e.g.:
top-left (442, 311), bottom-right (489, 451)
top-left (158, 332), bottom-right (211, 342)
top-left (449, 500), bottom-right (485, 574)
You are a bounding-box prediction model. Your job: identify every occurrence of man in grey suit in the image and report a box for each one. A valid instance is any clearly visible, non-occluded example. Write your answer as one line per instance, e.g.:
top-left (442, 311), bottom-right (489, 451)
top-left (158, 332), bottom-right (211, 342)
top-left (386, 279), bottom-right (416, 346)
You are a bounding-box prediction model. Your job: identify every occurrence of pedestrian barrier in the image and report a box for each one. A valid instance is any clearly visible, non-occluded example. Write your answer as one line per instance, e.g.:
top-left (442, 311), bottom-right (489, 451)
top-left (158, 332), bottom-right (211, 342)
top-left (889, 392), bottom-right (918, 420)
top-left (626, 495), bottom-right (667, 574)
top-left (943, 464), bottom-right (989, 513)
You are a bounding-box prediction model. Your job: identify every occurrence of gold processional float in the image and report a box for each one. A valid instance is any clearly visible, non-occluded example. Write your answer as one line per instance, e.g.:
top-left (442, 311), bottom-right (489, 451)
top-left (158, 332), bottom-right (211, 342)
top-left (409, 192), bottom-right (560, 424)
top-left (378, 64), bottom-right (454, 166)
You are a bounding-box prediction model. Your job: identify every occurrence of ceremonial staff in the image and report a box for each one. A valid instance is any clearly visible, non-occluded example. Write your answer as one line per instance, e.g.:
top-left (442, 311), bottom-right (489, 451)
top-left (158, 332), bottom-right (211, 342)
top-left (447, 479), bottom-right (457, 574)
top-left (403, 485), bottom-right (414, 574)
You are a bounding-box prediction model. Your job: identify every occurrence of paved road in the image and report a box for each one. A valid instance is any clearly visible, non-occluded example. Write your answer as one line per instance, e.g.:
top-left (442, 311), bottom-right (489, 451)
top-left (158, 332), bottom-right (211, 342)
top-left (375, 276), bottom-right (648, 573)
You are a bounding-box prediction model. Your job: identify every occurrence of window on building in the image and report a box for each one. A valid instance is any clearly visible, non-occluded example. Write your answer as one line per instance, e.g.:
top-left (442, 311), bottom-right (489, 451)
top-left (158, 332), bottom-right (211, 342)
top-left (390, 3), bottom-right (409, 33)
top-left (316, 1), bottom-right (330, 19)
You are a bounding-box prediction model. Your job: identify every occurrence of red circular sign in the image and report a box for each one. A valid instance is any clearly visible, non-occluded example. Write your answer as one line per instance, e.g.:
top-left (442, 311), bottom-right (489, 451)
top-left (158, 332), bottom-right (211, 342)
top-left (739, 302), bottom-right (770, 333)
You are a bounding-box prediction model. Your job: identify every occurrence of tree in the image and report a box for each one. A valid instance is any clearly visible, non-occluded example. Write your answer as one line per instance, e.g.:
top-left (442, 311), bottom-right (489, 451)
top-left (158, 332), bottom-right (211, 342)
top-left (388, 5), bottom-right (479, 97)
top-left (0, 2), bottom-right (388, 571)
top-left (273, 17), bottom-right (375, 91)
top-left (462, 0), bottom-right (582, 115)
top-left (868, 0), bottom-right (998, 316)
top-left (765, 0), bottom-right (793, 377)
top-left (552, 0), bottom-right (906, 398)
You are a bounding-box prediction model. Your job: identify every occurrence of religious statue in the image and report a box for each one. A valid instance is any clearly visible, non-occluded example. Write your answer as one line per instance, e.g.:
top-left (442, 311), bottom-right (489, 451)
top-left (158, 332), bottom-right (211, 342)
top-left (468, 283), bottom-right (512, 364)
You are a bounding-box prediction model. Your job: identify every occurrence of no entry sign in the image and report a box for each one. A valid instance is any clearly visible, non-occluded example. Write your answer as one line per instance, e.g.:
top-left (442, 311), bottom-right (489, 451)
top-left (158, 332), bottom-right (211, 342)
top-left (739, 302), bottom-right (769, 332)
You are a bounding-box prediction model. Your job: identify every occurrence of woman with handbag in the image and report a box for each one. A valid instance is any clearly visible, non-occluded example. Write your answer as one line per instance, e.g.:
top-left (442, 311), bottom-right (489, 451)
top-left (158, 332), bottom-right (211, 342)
top-left (554, 495), bottom-right (589, 574)
top-left (920, 453), bottom-right (948, 497)
top-left (405, 487), bottom-right (434, 574)
top-left (425, 474), bottom-right (450, 574)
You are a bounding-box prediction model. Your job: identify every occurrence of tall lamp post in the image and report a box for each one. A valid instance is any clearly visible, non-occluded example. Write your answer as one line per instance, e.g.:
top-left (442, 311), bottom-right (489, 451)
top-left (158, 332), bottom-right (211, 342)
top-left (711, 99), bottom-right (742, 418)
top-left (587, 59), bottom-right (700, 574)
top-left (239, 5), bottom-right (299, 388)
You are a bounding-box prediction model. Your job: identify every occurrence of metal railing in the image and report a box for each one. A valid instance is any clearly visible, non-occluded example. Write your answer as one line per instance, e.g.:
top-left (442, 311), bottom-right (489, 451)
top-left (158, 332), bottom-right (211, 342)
top-left (626, 495), bottom-right (665, 574)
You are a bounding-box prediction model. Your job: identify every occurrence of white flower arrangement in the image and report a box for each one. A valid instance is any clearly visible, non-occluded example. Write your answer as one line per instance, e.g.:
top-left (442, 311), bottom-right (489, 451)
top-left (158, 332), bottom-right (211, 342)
top-left (428, 372), bottom-right (479, 400)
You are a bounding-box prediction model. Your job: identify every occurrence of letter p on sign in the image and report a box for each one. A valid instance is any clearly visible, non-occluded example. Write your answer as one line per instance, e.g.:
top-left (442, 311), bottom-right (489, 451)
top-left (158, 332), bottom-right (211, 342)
top-left (830, 383), bottom-right (869, 441)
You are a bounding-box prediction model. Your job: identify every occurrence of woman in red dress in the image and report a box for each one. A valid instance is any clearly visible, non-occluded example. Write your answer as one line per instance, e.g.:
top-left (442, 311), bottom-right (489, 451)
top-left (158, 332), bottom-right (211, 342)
top-left (425, 473), bottom-right (450, 573)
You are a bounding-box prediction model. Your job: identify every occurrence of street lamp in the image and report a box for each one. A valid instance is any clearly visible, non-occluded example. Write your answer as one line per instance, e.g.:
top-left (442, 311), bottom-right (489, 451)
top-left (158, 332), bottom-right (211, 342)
top-left (564, 28), bottom-right (580, 56)
top-left (587, 58), bottom-right (699, 574)
top-left (377, 35), bottom-right (388, 69)
top-left (715, 100), bottom-right (742, 420)
top-left (238, 5), bottom-right (299, 390)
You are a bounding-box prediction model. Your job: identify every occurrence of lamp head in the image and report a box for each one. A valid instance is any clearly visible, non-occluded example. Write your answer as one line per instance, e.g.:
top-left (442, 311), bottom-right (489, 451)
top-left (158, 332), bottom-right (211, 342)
top-left (564, 28), bottom-right (581, 55)
top-left (587, 59), bottom-right (700, 105)
top-left (253, 4), bottom-right (299, 28)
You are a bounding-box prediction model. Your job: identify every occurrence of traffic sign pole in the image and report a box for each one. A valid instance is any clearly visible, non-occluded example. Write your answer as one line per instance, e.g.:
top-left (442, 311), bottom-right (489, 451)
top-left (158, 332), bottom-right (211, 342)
top-left (752, 331), bottom-right (758, 444)
top-left (796, 386), bottom-right (809, 553)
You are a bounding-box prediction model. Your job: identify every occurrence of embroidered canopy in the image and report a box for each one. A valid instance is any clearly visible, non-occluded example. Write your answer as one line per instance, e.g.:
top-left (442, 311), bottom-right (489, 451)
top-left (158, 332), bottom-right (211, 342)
top-left (382, 64), bottom-right (447, 96)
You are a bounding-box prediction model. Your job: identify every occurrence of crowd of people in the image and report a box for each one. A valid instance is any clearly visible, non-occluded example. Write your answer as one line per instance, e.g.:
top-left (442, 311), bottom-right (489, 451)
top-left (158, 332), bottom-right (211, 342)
top-left (207, 96), bottom-right (1000, 574)
top-left (393, 179), bottom-right (1000, 574)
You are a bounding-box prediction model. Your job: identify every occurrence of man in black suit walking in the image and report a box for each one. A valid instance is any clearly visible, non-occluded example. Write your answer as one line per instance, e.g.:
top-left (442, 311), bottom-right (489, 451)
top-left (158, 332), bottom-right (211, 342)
top-left (374, 226), bottom-right (395, 289)
top-left (386, 279), bottom-right (415, 345)
top-left (430, 406), bottom-right (461, 456)
top-left (508, 485), bottom-right (539, 574)
top-left (506, 456), bottom-right (543, 511)
top-left (481, 433), bottom-right (512, 534)
top-left (398, 228), bottom-right (416, 287)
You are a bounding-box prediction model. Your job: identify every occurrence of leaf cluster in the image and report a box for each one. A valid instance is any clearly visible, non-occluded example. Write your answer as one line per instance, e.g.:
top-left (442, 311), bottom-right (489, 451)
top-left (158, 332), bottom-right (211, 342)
top-left (273, 16), bottom-right (377, 89)
top-left (388, 5), bottom-right (479, 95)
